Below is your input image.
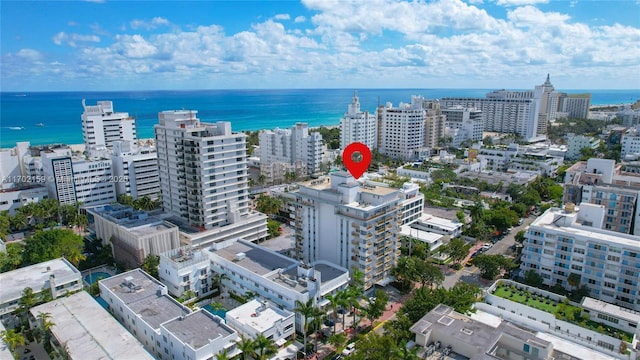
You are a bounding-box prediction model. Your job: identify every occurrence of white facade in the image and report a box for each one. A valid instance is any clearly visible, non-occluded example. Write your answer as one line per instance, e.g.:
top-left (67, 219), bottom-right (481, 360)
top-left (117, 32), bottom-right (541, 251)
top-left (207, 238), bottom-right (350, 332)
top-left (30, 291), bottom-right (154, 360)
top-left (87, 204), bottom-right (181, 268)
top-left (159, 246), bottom-right (213, 298)
top-left (225, 299), bottom-right (295, 342)
top-left (621, 129), bottom-right (640, 161)
top-left (111, 140), bottom-right (160, 200)
top-left (340, 91), bottom-right (378, 150)
top-left (520, 206), bottom-right (640, 311)
top-left (0, 258), bottom-right (82, 318)
top-left (0, 185), bottom-right (49, 214)
top-left (41, 148), bottom-right (117, 206)
top-left (289, 172), bottom-right (403, 290)
top-left (155, 112), bottom-right (251, 230)
top-left (401, 182), bottom-right (424, 225)
top-left (442, 106), bottom-right (483, 147)
top-left (99, 269), bottom-right (240, 360)
top-left (81, 100), bottom-right (136, 151)
top-left (258, 123), bottom-right (323, 184)
top-left (567, 133), bottom-right (601, 160)
top-left (378, 97), bottom-right (427, 161)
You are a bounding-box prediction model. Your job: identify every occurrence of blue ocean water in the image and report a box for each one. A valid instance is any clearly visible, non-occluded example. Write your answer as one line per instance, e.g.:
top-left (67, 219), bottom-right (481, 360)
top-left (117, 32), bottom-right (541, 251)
top-left (0, 89), bottom-right (638, 148)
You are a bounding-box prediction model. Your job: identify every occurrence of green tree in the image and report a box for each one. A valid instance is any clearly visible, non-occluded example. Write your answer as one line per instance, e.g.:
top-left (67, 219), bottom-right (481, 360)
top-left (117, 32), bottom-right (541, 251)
top-left (215, 348), bottom-right (231, 360)
top-left (567, 273), bottom-right (581, 290)
top-left (324, 293), bottom-right (339, 334)
top-left (514, 230), bottom-right (526, 243)
top-left (456, 210), bottom-right (466, 224)
top-left (266, 219), bottom-right (282, 239)
top-left (0, 328), bottom-right (25, 354)
top-left (0, 242), bottom-right (24, 272)
top-left (363, 289), bottom-right (388, 327)
top-left (523, 270), bottom-right (544, 288)
top-left (440, 238), bottom-right (471, 266)
top-left (349, 333), bottom-right (396, 360)
top-left (391, 256), bottom-right (417, 291)
top-left (414, 259), bottom-right (444, 288)
top-left (141, 254), bottom-right (160, 279)
top-left (472, 254), bottom-right (513, 280)
top-left (236, 334), bottom-right (255, 360)
top-left (22, 228), bottom-right (85, 266)
top-left (36, 311), bottom-right (55, 345)
top-left (252, 334), bottom-right (277, 360)
top-left (255, 194), bottom-right (283, 216)
top-left (327, 332), bottom-right (347, 351)
top-left (117, 194), bottom-right (135, 207)
top-left (294, 299), bottom-right (316, 356)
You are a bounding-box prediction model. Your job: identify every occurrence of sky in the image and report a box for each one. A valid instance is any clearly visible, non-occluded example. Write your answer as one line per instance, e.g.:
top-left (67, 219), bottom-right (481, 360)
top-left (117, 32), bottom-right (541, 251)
top-left (1, 0), bottom-right (639, 91)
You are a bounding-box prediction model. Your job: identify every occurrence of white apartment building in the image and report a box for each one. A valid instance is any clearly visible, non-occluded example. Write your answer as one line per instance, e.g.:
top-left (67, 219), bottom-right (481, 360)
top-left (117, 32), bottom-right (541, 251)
top-left (442, 106), bottom-right (483, 147)
top-left (258, 123), bottom-right (323, 184)
top-left (340, 91), bottom-right (378, 150)
top-left (0, 142), bottom-right (30, 189)
top-left (225, 299), bottom-right (295, 343)
top-left (621, 128), bottom-right (640, 160)
top-left (207, 238), bottom-right (350, 332)
top-left (0, 258), bottom-right (82, 319)
top-left (159, 246), bottom-right (213, 298)
top-left (81, 100), bottom-right (136, 152)
top-left (100, 269), bottom-right (240, 360)
top-left (41, 148), bottom-right (117, 206)
top-left (563, 158), bottom-right (640, 235)
top-left (87, 204), bottom-right (181, 268)
top-left (30, 291), bottom-right (154, 360)
top-left (441, 88), bottom-right (541, 142)
top-left (618, 108), bottom-right (640, 128)
top-left (0, 185), bottom-right (49, 214)
top-left (558, 93), bottom-right (591, 119)
top-left (155, 112), bottom-right (249, 229)
top-left (566, 133), bottom-right (601, 160)
top-left (111, 140), bottom-right (160, 200)
top-left (520, 205), bottom-right (640, 311)
top-left (535, 74), bottom-right (561, 134)
top-left (289, 172), bottom-right (403, 290)
top-left (378, 97), bottom-right (427, 161)
top-left (401, 182), bottom-right (424, 225)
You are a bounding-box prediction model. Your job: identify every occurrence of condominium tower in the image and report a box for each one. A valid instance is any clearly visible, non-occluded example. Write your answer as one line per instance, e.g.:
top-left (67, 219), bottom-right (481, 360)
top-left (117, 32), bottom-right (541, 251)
top-left (378, 97), bottom-right (428, 161)
top-left (340, 91), bottom-right (378, 150)
top-left (81, 100), bottom-right (136, 151)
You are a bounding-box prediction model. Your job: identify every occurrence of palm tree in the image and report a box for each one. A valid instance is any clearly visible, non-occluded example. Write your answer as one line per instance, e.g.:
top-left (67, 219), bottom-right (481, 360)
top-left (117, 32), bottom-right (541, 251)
top-left (310, 306), bottom-right (325, 357)
top-left (337, 289), bottom-right (351, 327)
top-left (37, 311), bottom-right (54, 345)
top-left (252, 334), bottom-right (277, 360)
top-left (18, 287), bottom-right (38, 324)
top-left (0, 329), bottom-right (25, 354)
top-left (324, 293), bottom-right (339, 334)
top-left (215, 348), bottom-right (231, 360)
top-left (294, 299), bottom-right (315, 357)
top-left (236, 334), bottom-right (255, 360)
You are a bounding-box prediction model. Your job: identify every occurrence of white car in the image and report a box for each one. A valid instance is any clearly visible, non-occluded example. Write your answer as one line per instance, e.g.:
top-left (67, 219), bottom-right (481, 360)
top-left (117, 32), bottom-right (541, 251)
top-left (342, 343), bottom-right (356, 356)
top-left (482, 243), bottom-right (492, 250)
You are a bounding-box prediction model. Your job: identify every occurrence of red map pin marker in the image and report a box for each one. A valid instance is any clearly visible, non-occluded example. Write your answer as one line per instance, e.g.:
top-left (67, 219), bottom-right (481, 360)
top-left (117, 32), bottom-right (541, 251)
top-left (342, 142), bottom-right (372, 179)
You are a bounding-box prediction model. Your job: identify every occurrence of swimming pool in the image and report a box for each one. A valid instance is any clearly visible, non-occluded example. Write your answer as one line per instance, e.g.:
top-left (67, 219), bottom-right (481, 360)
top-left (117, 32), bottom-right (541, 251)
top-left (203, 304), bottom-right (227, 319)
top-left (84, 271), bottom-right (112, 285)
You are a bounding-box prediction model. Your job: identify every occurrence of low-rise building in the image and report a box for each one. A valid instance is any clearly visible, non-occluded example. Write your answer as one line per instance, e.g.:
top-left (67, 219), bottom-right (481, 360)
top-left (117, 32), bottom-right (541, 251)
top-left (0, 258), bottom-right (82, 319)
top-left (567, 133), bottom-right (600, 160)
top-left (400, 182), bottom-right (424, 225)
top-left (0, 185), bottom-right (49, 214)
top-left (399, 223), bottom-right (445, 252)
top-left (87, 204), bottom-right (181, 268)
top-left (29, 291), bottom-right (153, 360)
top-left (411, 213), bottom-right (462, 238)
top-left (225, 299), bottom-right (295, 343)
top-left (99, 269), bottom-right (240, 360)
top-left (159, 246), bottom-right (213, 298)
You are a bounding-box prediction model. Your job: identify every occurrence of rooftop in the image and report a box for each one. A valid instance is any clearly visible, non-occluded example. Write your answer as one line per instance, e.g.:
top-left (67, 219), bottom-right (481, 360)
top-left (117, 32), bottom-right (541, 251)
top-left (0, 258), bottom-right (81, 304)
top-left (30, 292), bottom-right (153, 360)
top-left (581, 298), bottom-right (640, 325)
top-left (162, 310), bottom-right (235, 350)
top-left (211, 240), bottom-right (297, 276)
top-left (226, 299), bottom-right (294, 333)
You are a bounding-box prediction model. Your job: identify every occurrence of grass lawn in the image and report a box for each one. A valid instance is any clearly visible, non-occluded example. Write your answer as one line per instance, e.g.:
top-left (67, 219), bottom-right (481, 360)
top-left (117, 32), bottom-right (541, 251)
top-left (492, 285), bottom-right (565, 314)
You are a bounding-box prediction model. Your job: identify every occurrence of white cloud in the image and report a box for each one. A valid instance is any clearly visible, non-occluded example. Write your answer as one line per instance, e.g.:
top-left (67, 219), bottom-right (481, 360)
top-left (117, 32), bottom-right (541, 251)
top-left (130, 17), bottom-right (170, 30)
top-left (16, 49), bottom-right (43, 61)
top-left (274, 14), bottom-right (290, 20)
top-left (52, 32), bottom-right (100, 47)
top-left (494, 0), bottom-right (549, 6)
top-left (294, 16), bottom-right (306, 23)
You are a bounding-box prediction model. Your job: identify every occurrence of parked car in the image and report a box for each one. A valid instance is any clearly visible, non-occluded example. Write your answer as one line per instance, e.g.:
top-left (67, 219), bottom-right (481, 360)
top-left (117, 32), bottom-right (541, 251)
top-left (342, 343), bottom-right (356, 356)
top-left (482, 243), bottom-right (492, 250)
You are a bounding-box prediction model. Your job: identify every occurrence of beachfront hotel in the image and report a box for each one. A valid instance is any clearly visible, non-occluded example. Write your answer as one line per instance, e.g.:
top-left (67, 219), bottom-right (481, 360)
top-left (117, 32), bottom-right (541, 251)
top-left (377, 96), bottom-right (429, 161)
top-left (340, 90), bottom-right (378, 150)
top-left (81, 100), bottom-right (136, 154)
top-left (154, 110), bottom-right (267, 248)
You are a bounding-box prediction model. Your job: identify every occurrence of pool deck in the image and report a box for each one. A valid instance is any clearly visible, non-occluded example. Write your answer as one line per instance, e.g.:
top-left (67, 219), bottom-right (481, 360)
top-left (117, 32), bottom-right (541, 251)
top-left (81, 265), bottom-right (118, 285)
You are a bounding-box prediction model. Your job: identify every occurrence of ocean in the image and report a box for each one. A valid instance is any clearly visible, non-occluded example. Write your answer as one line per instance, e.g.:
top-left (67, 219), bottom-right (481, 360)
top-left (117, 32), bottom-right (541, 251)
top-left (0, 89), bottom-right (638, 148)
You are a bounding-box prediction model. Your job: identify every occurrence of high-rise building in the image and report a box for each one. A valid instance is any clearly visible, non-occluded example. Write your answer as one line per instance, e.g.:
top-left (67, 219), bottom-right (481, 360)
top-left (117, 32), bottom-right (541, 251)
top-left (378, 97), bottom-right (427, 161)
top-left (258, 123), bottom-right (323, 184)
top-left (340, 91), bottom-right (378, 150)
top-left (41, 147), bottom-right (116, 206)
top-left (519, 204), bottom-right (640, 311)
top-left (442, 106), bottom-right (483, 147)
top-left (564, 158), bottom-right (640, 235)
top-left (154, 110), bottom-right (267, 248)
top-left (288, 172), bottom-right (403, 290)
top-left (559, 93), bottom-right (591, 119)
top-left (534, 74), bottom-right (561, 135)
top-left (81, 100), bottom-right (136, 152)
top-left (110, 140), bottom-right (160, 200)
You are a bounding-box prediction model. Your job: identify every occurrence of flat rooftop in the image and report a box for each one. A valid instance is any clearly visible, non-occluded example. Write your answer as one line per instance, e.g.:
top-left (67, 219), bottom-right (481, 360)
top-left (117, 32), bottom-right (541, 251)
top-left (163, 310), bottom-right (235, 350)
top-left (416, 214), bottom-right (460, 231)
top-left (100, 269), bottom-right (189, 329)
top-left (211, 241), bottom-right (297, 276)
top-left (581, 297), bottom-right (640, 324)
top-left (30, 292), bottom-right (153, 360)
top-left (0, 258), bottom-right (81, 304)
top-left (226, 299), bottom-right (293, 333)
